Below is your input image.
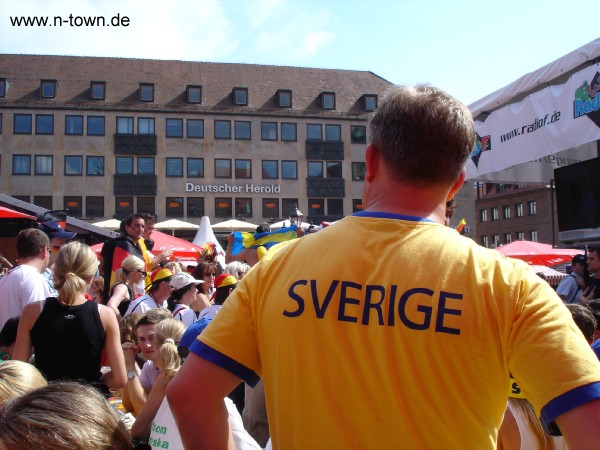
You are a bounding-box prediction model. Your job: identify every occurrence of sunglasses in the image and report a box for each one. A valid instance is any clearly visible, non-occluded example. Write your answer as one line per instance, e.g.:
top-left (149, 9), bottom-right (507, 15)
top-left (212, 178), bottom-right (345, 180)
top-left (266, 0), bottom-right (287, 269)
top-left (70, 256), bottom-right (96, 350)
top-left (136, 269), bottom-right (147, 276)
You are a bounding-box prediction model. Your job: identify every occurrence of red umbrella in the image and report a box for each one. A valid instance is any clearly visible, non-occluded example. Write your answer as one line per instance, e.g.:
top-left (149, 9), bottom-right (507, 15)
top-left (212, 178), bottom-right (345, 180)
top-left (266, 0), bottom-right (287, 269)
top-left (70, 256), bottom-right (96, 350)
top-left (91, 230), bottom-right (204, 263)
top-left (496, 240), bottom-right (583, 266)
top-left (0, 206), bottom-right (35, 220)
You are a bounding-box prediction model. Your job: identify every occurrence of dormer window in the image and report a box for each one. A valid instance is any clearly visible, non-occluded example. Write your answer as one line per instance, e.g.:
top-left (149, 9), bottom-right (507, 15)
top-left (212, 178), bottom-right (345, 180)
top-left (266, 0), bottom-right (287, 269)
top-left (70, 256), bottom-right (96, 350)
top-left (40, 79), bottom-right (57, 99)
top-left (363, 94), bottom-right (378, 111)
top-left (277, 89), bottom-right (292, 108)
top-left (187, 85), bottom-right (202, 104)
top-left (139, 83), bottom-right (154, 102)
top-left (0, 78), bottom-right (7, 98)
top-left (233, 87), bottom-right (248, 106)
top-left (90, 81), bottom-right (106, 100)
top-left (321, 91), bottom-right (336, 110)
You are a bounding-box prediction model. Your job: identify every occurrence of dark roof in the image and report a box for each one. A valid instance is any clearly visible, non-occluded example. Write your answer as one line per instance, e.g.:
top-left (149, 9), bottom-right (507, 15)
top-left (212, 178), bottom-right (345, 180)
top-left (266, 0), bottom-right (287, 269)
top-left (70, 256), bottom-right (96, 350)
top-left (0, 54), bottom-right (392, 118)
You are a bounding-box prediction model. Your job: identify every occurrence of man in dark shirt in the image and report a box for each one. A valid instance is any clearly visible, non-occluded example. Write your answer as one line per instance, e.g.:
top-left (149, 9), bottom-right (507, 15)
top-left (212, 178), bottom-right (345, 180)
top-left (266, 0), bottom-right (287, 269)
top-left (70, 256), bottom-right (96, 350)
top-left (100, 214), bottom-right (145, 302)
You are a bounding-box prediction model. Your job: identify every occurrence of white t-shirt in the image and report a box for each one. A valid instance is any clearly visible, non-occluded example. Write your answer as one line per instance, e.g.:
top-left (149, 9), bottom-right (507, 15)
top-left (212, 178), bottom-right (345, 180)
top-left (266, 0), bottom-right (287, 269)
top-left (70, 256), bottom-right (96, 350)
top-left (124, 293), bottom-right (167, 316)
top-left (150, 396), bottom-right (261, 450)
top-left (172, 304), bottom-right (196, 328)
top-left (0, 264), bottom-right (50, 329)
top-left (139, 360), bottom-right (160, 391)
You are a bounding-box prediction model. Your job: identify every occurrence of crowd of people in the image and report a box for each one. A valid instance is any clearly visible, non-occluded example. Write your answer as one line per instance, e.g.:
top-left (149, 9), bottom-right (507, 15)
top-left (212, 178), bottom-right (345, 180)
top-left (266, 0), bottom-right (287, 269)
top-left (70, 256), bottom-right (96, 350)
top-left (0, 84), bottom-right (599, 449)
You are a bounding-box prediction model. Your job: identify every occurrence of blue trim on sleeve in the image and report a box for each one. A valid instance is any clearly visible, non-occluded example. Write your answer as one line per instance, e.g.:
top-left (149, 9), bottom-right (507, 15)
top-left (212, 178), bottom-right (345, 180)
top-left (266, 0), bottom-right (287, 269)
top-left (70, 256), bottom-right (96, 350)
top-left (540, 382), bottom-right (600, 435)
top-left (189, 340), bottom-right (260, 388)
top-left (352, 211), bottom-right (436, 223)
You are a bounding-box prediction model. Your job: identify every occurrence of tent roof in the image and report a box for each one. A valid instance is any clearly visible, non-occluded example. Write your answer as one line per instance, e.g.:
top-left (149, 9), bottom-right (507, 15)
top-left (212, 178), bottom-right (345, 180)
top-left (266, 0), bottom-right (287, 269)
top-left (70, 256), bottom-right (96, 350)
top-left (92, 230), bottom-right (203, 262)
top-left (211, 219), bottom-right (258, 232)
top-left (466, 38), bottom-right (600, 184)
top-left (0, 206), bottom-right (35, 220)
top-left (496, 240), bottom-right (583, 266)
top-left (469, 38), bottom-right (600, 118)
top-left (155, 219), bottom-right (199, 230)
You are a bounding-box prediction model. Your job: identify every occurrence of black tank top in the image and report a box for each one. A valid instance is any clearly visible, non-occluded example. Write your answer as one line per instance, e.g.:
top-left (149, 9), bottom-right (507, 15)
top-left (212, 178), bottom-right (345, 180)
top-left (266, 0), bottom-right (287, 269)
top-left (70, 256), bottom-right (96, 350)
top-left (31, 297), bottom-right (106, 388)
top-left (108, 282), bottom-right (133, 316)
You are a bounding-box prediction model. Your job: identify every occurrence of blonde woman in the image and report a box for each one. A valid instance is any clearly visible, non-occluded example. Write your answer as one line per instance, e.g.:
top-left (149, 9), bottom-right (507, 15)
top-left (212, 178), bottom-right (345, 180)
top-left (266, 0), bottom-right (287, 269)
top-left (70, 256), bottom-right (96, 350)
top-left (107, 255), bottom-right (146, 318)
top-left (0, 381), bottom-right (131, 450)
top-left (13, 241), bottom-right (126, 394)
top-left (0, 360), bottom-right (47, 405)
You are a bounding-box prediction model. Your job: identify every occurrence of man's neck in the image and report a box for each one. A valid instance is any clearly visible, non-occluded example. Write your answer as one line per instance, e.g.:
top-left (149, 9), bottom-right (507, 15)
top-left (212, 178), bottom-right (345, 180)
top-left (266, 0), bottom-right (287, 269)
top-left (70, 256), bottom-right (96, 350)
top-left (18, 257), bottom-right (45, 273)
top-left (364, 182), bottom-right (449, 224)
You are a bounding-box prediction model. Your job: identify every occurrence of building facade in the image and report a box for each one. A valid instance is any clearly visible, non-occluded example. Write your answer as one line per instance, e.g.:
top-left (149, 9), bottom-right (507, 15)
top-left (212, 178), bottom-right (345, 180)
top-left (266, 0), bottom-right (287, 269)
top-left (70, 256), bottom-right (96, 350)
top-left (0, 55), bottom-right (392, 225)
top-left (475, 182), bottom-right (559, 247)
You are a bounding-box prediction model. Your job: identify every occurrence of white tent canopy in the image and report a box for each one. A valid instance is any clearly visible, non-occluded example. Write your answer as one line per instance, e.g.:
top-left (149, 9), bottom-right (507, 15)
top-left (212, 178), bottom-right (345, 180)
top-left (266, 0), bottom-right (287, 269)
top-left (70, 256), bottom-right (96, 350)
top-left (92, 218), bottom-right (121, 229)
top-left (211, 219), bottom-right (258, 232)
top-left (154, 219), bottom-right (199, 230)
top-left (467, 38), bottom-right (600, 183)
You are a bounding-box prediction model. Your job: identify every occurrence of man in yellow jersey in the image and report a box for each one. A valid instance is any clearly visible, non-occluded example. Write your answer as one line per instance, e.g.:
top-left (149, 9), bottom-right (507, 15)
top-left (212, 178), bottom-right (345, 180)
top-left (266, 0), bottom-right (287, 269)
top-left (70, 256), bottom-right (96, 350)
top-left (167, 85), bottom-right (600, 449)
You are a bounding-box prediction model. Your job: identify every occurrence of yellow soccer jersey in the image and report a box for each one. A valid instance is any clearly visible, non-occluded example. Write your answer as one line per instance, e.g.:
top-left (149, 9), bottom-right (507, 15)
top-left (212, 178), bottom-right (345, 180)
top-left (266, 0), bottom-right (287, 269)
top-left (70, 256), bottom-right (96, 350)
top-left (191, 212), bottom-right (600, 449)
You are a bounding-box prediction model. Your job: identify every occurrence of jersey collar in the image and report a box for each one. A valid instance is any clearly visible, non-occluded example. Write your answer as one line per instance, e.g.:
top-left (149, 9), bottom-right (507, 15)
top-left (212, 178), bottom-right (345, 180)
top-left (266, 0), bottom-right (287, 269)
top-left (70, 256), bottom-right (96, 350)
top-left (352, 211), bottom-right (436, 223)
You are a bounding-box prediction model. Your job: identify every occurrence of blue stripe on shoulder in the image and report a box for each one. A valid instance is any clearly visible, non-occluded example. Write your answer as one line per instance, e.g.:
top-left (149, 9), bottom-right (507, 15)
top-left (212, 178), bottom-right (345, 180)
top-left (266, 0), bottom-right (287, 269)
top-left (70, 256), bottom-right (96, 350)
top-left (540, 382), bottom-right (600, 435)
top-left (189, 340), bottom-right (260, 387)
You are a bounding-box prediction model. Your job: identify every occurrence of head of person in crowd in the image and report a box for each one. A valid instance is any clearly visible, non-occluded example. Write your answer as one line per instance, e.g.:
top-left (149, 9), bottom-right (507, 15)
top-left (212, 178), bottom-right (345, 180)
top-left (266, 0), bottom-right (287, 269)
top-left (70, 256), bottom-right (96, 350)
top-left (164, 260), bottom-right (183, 274)
top-left (0, 360), bottom-right (47, 405)
top-left (113, 255), bottom-right (146, 290)
top-left (0, 381), bottom-right (131, 450)
top-left (587, 246), bottom-right (600, 278)
top-left (213, 274), bottom-right (237, 306)
top-left (224, 261), bottom-right (251, 281)
top-left (119, 214), bottom-right (145, 242)
top-left (256, 223), bottom-right (271, 234)
top-left (119, 312), bottom-right (142, 345)
top-left (89, 277), bottom-right (104, 303)
top-left (168, 272), bottom-right (203, 312)
top-left (587, 299), bottom-right (600, 341)
top-left (135, 308), bottom-right (172, 362)
top-left (369, 84), bottom-right (475, 185)
top-left (53, 241), bottom-right (98, 306)
top-left (444, 199), bottom-right (456, 226)
top-left (146, 267), bottom-right (174, 299)
top-left (154, 318), bottom-right (186, 382)
top-left (15, 228), bottom-right (50, 271)
top-left (365, 85), bottom-right (474, 220)
top-left (194, 261), bottom-right (218, 295)
top-left (35, 221), bottom-right (76, 266)
top-left (0, 317), bottom-right (20, 361)
top-left (197, 242), bottom-right (220, 265)
top-left (141, 214), bottom-right (156, 251)
top-left (566, 304), bottom-right (597, 343)
top-left (572, 254), bottom-right (587, 277)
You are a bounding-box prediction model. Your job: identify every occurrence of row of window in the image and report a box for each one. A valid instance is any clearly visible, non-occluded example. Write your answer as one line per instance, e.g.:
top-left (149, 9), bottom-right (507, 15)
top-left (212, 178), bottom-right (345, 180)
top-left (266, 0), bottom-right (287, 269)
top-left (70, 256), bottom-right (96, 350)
top-left (481, 231), bottom-right (538, 248)
top-left (10, 155), bottom-right (368, 180)
top-left (11, 195), bottom-right (365, 219)
top-left (3, 113), bottom-right (367, 144)
top-left (0, 79), bottom-right (378, 112)
top-left (479, 201), bottom-right (537, 222)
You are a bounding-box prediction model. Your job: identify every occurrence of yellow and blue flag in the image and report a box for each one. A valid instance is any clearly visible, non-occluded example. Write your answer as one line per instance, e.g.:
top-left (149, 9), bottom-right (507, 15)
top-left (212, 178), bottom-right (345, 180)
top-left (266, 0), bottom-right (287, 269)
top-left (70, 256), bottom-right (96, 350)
top-left (231, 225), bottom-right (298, 256)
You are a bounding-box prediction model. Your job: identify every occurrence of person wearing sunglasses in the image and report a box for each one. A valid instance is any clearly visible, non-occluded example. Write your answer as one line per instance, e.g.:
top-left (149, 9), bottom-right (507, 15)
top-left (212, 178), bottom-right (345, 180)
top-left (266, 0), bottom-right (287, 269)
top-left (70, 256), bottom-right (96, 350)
top-left (125, 268), bottom-right (174, 317)
top-left (106, 255), bottom-right (146, 318)
top-left (192, 262), bottom-right (219, 313)
top-left (35, 221), bottom-right (76, 298)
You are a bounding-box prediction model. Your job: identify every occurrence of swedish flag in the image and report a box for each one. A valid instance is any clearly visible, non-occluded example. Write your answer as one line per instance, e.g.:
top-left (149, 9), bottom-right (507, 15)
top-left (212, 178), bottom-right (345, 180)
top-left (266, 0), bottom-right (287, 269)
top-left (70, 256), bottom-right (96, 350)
top-left (230, 226), bottom-right (298, 256)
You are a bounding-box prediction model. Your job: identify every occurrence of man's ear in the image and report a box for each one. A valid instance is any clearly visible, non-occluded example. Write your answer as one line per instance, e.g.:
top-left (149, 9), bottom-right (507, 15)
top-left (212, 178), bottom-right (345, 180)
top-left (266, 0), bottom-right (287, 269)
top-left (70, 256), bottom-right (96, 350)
top-left (447, 168), bottom-right (466, 201)
top-left (364, 144), bottom-right (379, 182)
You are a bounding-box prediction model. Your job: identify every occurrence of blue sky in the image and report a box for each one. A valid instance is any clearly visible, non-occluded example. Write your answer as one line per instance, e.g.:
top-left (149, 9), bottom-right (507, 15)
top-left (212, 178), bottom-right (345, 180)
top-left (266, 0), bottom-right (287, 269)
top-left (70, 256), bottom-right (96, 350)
top-left (1, 0), bottom-right (597, 106)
